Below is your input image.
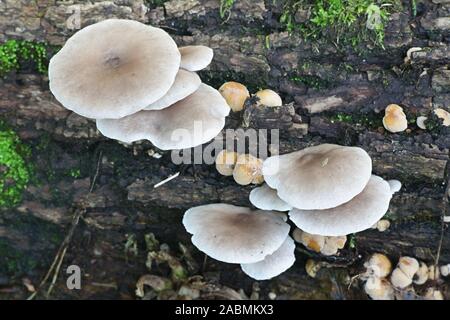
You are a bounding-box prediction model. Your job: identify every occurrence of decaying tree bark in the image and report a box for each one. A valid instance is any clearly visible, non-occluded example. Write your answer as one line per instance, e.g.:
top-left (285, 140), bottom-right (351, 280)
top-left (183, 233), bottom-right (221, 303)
top-left (0, 0), bottom-right (449, 299)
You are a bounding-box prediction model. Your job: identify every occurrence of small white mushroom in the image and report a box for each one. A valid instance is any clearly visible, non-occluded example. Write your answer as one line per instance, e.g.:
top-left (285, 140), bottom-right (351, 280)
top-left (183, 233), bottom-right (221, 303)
top-left (263, 144), bottom-right (372, 210)
top-left (255, 89), bottom-right (282, 107)
top-left (416, 116), bottom-right (428, 130)
top-left (390, 268), bottom-right (413, 289)
top-left (364, 277), bottom-right (395, 300)
top-left (382, 104), bottom-right (408, 133)
top-left (233, 154), bottom-right (264, 186)
top-left (49, 19), bottom-right (181, 119)
top-left (440, 264), bottom-right (450, 277)
top-left (182, 204), bottom-right (290, 264)
top-left (241, 236), bottom-right (296, 280)
top-left (215, 150), bottom-right (238, 176)
top-left (219, 81), bottom-right (250, 112)
top-left (434, 108), bottom-right (450, 126)
top-left (179, 45), bottom-right (214, 72)
top-left (289, 175), bottom-right (393, 236)
top-left (320, 235), bottom-right (347, 256)
top-left (413, 262), bottom-right (428, 285)
top-left (249, 184), bottom-right (293, 211)
top-left (376, 219), bottom-right (391, 232)
top-left (364, 253), bottom-right (392, 278)
top-left (144, 70), bottom-right (201, 110)
top-left (398, 257), bottom-right (419, 278)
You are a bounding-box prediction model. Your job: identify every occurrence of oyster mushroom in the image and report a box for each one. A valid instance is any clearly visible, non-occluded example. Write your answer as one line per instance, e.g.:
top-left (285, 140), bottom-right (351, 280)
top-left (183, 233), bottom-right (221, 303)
top-left (263, 144), bottom-right (372, 210)
top-left (249, 184), bottom-right (292, 211)
top-left (240, 236), bottom-right (296, 280)
top-left (233, 154), bottom-right (264, 186)
top-left (144, 70), bottom-right (201, 111)
top-left (364, 253), bottom-right (392, 278)
top-left (182, 204), bottom-right (290, 264)
top-left (215, 150), bottom-right (238, 176)
top-left (49, 19), bottom-right (180, 119)
top-left (96, 84), bottom-right (230, 150)
top-left (434, 108), bottom-right (450, 126)
top-left (289, 175), bottom-right (393, 236)
top-left (179, 45), bottom-right (213, 72)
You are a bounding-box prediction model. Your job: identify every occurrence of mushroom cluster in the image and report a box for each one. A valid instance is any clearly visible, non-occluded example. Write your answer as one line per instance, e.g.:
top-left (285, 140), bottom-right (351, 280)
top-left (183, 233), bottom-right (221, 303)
top-left (263, 144), bottom-right (401, 237)
top-left (215, 150), bottom-right (264, 186)
top-left (219, 81), bottom-right (282, 112)
top-left (49, 19), bottom-right (229, 150)
top-left (362, 253), bottom-right (447, 300)
top-left (183, 144), bottom-right (401, 280)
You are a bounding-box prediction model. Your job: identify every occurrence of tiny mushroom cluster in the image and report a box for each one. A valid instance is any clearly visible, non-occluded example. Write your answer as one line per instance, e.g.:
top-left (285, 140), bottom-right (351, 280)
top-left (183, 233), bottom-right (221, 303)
top-left (382, 103), bottom-right (450, 133)
top-left (362, 253), bottom-right (447, 300)
top-left (49, 19), bottom-right (229, 150)
top-left (184, 143), bottom-right (401, 280)
top-left (215, 150), bottom-right (264, 186)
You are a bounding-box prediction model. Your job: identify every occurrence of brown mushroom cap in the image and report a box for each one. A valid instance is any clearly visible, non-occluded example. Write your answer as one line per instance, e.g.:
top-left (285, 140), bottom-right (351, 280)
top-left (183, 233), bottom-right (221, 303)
top-left (96, 84), bottom-right (230, 150)
top-left (183, 204), bottom-right (290, 264)
top-left (263, 144), bottom-right (372, 210)
top-left (240, 236), bottom-right (295, 280)
top-left (382, 104), bottom-right (408, 133)
top-left (289, 175), bottom-right (393, 236)
top-left (179, 45), bottom-right (214, 71)
top-left (49, 19), bottom-right (180, 119)
top-left (144, 70), bottom-right (201, 110)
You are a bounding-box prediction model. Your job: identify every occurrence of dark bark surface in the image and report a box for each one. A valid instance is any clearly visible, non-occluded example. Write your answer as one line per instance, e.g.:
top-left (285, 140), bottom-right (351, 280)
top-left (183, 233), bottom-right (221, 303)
top-left (0, 0), bottom-right (449, 300)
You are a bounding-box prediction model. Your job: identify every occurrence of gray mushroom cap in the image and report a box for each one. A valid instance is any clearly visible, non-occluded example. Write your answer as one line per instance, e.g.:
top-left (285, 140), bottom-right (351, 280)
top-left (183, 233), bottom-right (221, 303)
top-left (249, 184), bottom-right (293, 211)
top-left (183, 204), bottom-right (290, 264)
top-left (262, 144), bottom-right (372, 210)
top-left (179, 46), bottom-right (214, 71)
top-left (49, 19), bottom-right (180, 119)
top-left (288, 175), bottom-right (393, 236)
top-left (143, 69), bottom-right (201, 111)
top-left (241, 236), bottom-right (295, 280)
top-left (96, 84), bottom-right (230, 150)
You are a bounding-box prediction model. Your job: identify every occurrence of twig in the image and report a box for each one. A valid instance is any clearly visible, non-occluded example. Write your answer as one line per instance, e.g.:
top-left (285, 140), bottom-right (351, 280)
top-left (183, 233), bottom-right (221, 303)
top-left (434, 176), bottom-right (450, 269)
top-left (154, 172), bottom-right (180, 188)
top-left (28, 150), bottom-right (103, 299)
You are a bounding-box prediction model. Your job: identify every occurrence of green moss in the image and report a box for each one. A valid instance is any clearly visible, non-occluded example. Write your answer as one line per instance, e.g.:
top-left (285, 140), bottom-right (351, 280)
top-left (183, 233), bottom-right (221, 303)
top-left (280, 0), bottom-right (393, 49)
top-left (0, 123), bottom-right (32, 209)
top-left (290, 73), bottom-right (331, 89)
top-left (329, 112), bottom-right (382, 128)
top-left (220, 0), bottom-right (236, 20)
top-left (0, 39), bottom-right (54, 77)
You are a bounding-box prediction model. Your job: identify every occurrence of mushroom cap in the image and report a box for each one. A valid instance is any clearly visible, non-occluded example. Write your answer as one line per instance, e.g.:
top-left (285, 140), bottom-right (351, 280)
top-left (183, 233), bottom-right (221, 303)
top-left (321, 235), bottom-right (347, 256)
top-left (289, 175), bottom-right (392, 236)
top-left (183, 204), bottom-right (290, 264)
top-left (390, 268), bottom-right (413, 289)
top-left (249, 184), bottom-right (293, 211)
top-left (232, 154), bottom-right (264, 186)
top-left (397, 256), bottom-right (419, 278)
top-left (263, 144), bottom-right (372, 210)
top-left (240, 236), bottom-right (295, 280)
top-left (49, 19), bottom-right (180, 119)
top-left (364, 277), bottom-right (395, 300)
top-left (219, 81), bottom-right (250, 112)
top-left (434, 108), bottom-right (450, 126)
top-left (387, 179), bottom-right (402, 194)
top-left (255, 89), bottom-right (282, 107)
top-left (179, 45), bottom-right (214, 71)
top-left (416, 116), bottom-right (428, 130)
top-left (413, 262), bottom-right (429, 285)
top-left (215, 150), bottom-right (238, 176)
top-left (143, 70), bottom-right (201, 110)
top-left (382, 104), bottom-right (408, 133)
top-left (364, 253), bottom-right (392, 278)
top-left (96, 84), bottom-right (230, 150)
top-left (292, 229), bottom-right (325, 253)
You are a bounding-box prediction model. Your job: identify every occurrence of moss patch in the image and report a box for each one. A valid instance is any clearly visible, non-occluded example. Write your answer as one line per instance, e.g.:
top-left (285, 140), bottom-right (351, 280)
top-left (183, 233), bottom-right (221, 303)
top-left (280, 0), bottom-right (395, 49)
top-left (0, 39), bottom-right (56, 77)
top-left (0, 123), bottom-right (32, 208)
